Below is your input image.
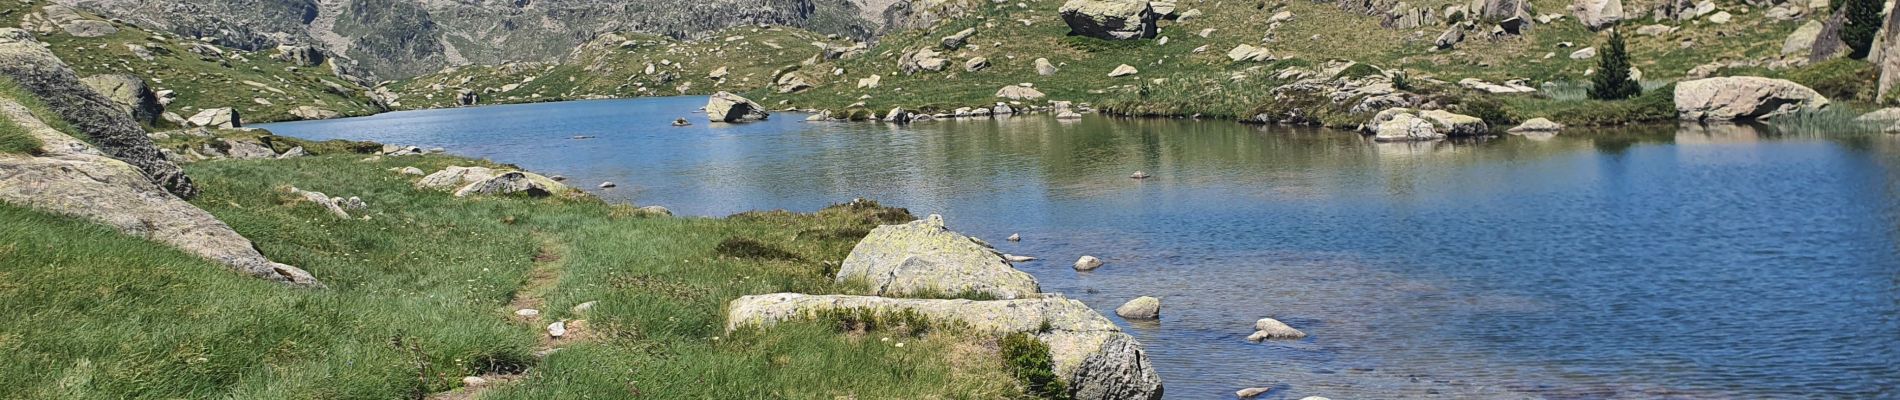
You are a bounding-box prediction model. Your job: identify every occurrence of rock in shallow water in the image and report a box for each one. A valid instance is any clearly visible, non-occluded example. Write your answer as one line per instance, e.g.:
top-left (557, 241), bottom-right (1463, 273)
top-left (1116, 296), bottom-right (1161, 320)
top-left (1249, 318), bottom-right (1307, 341)
top-left (1075, 255), bottom-right (1104, 271)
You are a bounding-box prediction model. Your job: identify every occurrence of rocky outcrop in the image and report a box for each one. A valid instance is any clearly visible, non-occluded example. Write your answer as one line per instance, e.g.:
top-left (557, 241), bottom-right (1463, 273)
top-left (0, 97), bottom-right (321, 287)
top-left (78, 74), bottom-right (164, 126)
top-left (452, 171), bottom-right (569, 197)
top-left (0, 29), bottom-right (196, 199)
top-left (1227, 44), bottom-right (1275, 62)
top-left (38, 5), bottom-right (118, 38)
top-left (1570, 0), bottom-right (1623, 30)
top-left (1675, 77), bottom-right (1830, 121)
top-left (416, 166), bottom-right (570, 197)
top-left (706, 92), bottom-right (769, 123)
top-left (726, 293), bottom-right (1164, 400)
top-left (1060, 0), bottom-right (1160, 40)
top-left (1878, 2), bottom-right (1900, 102)
top-left (900, 48), bottom-right (950, 74)
top-left (188, 108), bottom-right (241, 129)
top-left (836, 215), bottom-right (1041, 299)
top-left (1362, 108), bottom-right (1488, 141)
top-left (289, 106), bottom-right (341, 120)
top-left (274, 45), bottom-right (328, 67)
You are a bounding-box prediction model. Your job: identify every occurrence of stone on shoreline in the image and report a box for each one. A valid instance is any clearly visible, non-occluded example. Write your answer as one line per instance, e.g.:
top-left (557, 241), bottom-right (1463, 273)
top-left (1507, 118), bottom-right (1565, 133)
top-left (1675, 77), bottom-right (1829, 121)
top-left (836, 215), bottom-right (1042, 299)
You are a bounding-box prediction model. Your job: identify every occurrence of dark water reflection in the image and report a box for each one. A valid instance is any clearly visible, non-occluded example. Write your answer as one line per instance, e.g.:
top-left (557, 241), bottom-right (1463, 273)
top-left (262, 97), bottom-right (1900, 399)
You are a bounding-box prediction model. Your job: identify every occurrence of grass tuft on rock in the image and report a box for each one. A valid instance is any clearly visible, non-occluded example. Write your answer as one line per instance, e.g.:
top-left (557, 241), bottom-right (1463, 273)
top-left (1000, 332), bottom-right (1069, 400)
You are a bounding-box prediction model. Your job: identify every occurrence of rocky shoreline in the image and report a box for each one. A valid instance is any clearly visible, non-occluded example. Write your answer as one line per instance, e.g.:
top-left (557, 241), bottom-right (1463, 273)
top-left (726, 214), bottom-right (1166, 400)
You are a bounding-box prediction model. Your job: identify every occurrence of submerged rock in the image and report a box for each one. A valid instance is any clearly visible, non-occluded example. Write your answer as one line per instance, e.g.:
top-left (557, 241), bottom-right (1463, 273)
top-left (727, 293), bottom-right (1164, 400)
top-left (1249, 318), bottom-right (1307, 341)
top-left (1116, 296), bottom-right (1161, 319)
top-left (1507, 118), bottom-right (1565, 133)
top-left (836, 215), bottom-right (1041, 299)
top-left (1075, 255), bottom-right (1104, 271)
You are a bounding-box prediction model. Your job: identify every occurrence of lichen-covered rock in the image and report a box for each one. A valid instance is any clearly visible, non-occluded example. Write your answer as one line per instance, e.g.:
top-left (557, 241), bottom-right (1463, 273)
top-left (1570, 0), bottom-right (1623, 30)
top-left (726, 293), bottom-right (1163, 400)
top-left (706, 91), bottom-right (769, 123)
top-left (78, 74), bottom-right (163, 126)
top-left (452, 171), bottom-right (569, 197)
top-left (417, 166), bottom-right (499, 190)
top-left (0, 29), bottom-right (196, 199)
top-left (837, 215), bottom-right (1041, 299)
top-left (1060, 0), bottom-right (1160, 40)
top-left (0, 98), bottom-right (320, 287)
top-left (1363, 108), bottom-right (1488, 141)
top-left (1675, 77), bottom-right (1830, 121)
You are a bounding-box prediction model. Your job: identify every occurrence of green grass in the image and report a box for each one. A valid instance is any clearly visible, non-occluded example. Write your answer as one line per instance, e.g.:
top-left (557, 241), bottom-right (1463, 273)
top-left (0, 114), bottom-right (41, 154)
top-left (0, 152), bottom-right (1023, 399)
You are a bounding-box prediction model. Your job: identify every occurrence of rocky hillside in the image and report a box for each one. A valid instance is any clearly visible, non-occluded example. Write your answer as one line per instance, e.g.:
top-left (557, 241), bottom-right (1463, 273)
top-left (381, 26), bottom-right (861, 110)
top-left (3, 1), bottom-right (384, 124)
top-left (49, 0), bottom-right (966, 80)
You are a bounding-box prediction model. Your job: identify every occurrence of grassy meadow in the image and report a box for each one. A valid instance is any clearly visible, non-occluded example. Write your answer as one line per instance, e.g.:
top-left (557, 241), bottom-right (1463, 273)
top-left (0, 146), bottom-right (1028, 399)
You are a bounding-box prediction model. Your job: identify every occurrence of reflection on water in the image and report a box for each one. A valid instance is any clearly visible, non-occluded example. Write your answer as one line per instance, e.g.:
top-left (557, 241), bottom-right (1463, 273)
top-left (262, 97), bottom-right (1900, 399)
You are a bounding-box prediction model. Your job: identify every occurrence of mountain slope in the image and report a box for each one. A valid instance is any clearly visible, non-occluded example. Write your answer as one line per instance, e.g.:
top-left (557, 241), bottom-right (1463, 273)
top-left (55, 0), bottom-right (907, 80)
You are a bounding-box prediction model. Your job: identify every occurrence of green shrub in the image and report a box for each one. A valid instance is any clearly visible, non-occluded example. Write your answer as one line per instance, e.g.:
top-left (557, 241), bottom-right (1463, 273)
top-left (1000, 333), bottom-right (1069, 400)
top-left (1844, 0), bottom-right (1884, 59)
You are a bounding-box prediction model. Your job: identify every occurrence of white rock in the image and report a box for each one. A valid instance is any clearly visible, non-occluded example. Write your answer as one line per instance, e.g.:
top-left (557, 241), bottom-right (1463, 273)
top-left (1074, 255), bottom-right (1104, 271)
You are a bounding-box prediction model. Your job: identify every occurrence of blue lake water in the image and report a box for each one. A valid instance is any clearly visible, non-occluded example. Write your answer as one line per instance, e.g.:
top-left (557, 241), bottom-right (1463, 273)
top-left (262, 96), bottom-right (1900, 399)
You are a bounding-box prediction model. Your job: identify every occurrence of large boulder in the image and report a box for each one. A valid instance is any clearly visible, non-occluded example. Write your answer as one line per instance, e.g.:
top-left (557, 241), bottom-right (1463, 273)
top-left (1783, 20), bottom-right (1826, 56)
top-left (1060, 0), bottom-right (1160, 40)
top-left (1362, 108), bottom-right (1488, 141)
top-left (40, 5), bottom-right (117, 38)
top-left (188, 108), bottom-right (241, 129)
top-left (1475, 0), bottom-right (1534, 21)
top-left (727, 293), bottom-right (1164, 400)
top-left (0, 28), bottom-right (195, 198)
top-left (78, 74), bottom-right (162, 126)
top-left (836, 215), bottom-right (1041, 299)
top-left (274, 45), bottom-right (327, 67)
top-left (1571, 0), bottom-right (1623, 30)
top-left (706, 91), bottom-right (769, 123)
top-left (1675, 77), bottom-right (1830, 121)
top-left (0, 97), bottom-right (320, 287)
top-left (1878, 2), bottom-right (1900, 102)
top-left (900, 48), bottom-right (950, 74)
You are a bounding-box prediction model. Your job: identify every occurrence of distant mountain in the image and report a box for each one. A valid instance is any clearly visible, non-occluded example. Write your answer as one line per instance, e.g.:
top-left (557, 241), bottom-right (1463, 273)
top-left (52, 0), bottom-right (930, 80)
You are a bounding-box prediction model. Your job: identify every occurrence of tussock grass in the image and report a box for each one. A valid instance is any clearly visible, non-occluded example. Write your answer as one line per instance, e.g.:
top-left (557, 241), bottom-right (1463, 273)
top-left (0, 152), bottom-right (1021, 398)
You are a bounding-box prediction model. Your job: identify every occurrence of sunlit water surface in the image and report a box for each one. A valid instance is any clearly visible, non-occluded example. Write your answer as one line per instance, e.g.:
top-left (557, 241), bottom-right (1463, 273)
top-left (262, 96), bottom-right (1900, 399)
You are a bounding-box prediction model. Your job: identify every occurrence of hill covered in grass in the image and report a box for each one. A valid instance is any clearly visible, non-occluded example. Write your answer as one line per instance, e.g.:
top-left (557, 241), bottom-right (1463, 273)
top-left (1, 1), bottom-right (383, 124)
